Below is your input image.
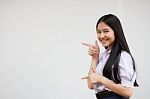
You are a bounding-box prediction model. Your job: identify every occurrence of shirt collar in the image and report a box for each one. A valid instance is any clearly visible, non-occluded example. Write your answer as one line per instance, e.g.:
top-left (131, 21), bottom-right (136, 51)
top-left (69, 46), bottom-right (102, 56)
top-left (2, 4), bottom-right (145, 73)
top-left (106, 48), bottom-right (111, 54)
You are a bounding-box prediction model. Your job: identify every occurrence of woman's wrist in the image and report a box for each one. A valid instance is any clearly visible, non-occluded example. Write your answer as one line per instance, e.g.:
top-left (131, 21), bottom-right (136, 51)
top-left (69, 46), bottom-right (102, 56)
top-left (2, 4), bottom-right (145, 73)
top-left (100, 76), bottom-right (115, 88)
top-left (92, 57), bottom-right (98, 63)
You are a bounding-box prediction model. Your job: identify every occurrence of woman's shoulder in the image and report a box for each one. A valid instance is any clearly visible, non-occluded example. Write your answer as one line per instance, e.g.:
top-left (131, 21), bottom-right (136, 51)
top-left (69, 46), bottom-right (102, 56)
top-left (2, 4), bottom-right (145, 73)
top-left (120, 51), bottom-right (132, 59)
top-left (120, 51), bottom-right (133, 65)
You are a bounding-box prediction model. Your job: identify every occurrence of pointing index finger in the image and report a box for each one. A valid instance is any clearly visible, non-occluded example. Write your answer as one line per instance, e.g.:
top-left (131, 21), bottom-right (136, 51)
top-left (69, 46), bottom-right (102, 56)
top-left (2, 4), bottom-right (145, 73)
top-left (81, 43), bottom-right (91, 47)
top-left (81, 75), bottom-right (90, 80)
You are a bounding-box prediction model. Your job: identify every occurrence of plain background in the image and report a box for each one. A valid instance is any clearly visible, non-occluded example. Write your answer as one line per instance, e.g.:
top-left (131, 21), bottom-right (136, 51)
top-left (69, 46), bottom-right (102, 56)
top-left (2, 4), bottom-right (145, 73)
top-left (0, 0), bottom-right (150, 99)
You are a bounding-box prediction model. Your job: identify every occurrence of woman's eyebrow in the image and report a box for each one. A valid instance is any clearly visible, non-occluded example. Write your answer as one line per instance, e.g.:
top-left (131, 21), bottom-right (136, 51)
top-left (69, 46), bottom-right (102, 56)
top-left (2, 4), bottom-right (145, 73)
top-left (97, 27), bottom-right (110, 31)
top-left (97, 28), bottom-right (109, 32)
top-left (103, 28), bottom-right (109, 31)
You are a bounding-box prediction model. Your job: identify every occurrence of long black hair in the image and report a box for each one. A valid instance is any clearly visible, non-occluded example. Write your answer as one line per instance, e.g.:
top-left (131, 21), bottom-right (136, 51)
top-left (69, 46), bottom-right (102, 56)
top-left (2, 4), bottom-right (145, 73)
top-left (96, 14), bottom-right (138, 86)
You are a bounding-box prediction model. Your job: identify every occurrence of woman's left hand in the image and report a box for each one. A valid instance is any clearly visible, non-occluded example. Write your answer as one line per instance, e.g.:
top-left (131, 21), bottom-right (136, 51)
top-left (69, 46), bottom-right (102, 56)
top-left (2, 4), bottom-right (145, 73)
top-left (89, 68), bottom-right (104, 84)
top-left (89, 73), bottom-right (101, 84)
top-left (82, 68), bottom-right (105, 84)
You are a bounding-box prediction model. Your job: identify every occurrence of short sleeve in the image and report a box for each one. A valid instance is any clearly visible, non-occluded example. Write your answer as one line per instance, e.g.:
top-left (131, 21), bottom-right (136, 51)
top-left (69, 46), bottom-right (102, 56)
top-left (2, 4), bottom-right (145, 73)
top-left (119, 51), bottom-right (136, 87)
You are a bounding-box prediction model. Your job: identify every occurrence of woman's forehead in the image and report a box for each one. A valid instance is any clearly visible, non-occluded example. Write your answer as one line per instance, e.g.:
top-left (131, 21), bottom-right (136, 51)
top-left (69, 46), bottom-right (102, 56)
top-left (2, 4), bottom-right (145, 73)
top-left (97, 22), bottom-right (111, 30)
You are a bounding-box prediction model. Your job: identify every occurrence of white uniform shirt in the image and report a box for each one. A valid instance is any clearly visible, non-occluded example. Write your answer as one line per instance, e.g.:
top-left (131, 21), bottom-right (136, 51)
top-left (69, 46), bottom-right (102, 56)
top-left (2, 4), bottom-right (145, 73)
top-left (93, 49), bottom-right (136, 92)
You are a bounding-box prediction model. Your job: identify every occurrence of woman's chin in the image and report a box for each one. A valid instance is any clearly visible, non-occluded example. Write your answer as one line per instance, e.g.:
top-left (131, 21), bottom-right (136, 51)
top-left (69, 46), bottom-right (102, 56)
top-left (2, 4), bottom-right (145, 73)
top-left (102, 44), bottom-right (108, 47)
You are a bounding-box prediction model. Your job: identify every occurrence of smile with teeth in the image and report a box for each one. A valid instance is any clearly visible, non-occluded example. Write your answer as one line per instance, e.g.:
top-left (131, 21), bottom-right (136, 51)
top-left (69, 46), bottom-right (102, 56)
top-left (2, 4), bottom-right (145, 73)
top-left (100, 38), bottom-right (108, 44)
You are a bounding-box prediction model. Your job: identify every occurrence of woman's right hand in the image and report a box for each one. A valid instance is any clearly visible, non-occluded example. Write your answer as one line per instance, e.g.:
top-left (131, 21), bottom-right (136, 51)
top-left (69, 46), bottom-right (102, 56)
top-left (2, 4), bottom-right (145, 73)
top-left (82, 40), bottom-right (100, 60)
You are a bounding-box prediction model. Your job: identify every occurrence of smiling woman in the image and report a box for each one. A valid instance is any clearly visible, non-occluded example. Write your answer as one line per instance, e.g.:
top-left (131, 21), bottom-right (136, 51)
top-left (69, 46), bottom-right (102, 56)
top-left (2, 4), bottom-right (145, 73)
top-left (82, 14), bottom-right (139, 99)
top-left (96, 22), bottom-right (115, 50)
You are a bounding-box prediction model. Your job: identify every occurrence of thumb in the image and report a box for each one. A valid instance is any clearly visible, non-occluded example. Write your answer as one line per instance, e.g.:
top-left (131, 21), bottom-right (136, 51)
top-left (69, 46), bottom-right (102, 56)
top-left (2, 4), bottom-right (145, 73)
top-left (95, 40), bottom-right (99, 48)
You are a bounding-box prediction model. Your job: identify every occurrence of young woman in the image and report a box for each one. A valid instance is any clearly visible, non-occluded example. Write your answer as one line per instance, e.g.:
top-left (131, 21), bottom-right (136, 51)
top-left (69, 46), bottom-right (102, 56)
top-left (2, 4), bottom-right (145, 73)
top-left (82, 14), bottom-right (138, 99)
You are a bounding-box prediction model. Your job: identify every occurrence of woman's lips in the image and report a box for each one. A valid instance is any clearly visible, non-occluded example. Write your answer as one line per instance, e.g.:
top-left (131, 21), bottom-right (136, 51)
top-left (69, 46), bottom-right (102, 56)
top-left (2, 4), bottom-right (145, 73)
top-left (100, 38), bottom-right (108, 44)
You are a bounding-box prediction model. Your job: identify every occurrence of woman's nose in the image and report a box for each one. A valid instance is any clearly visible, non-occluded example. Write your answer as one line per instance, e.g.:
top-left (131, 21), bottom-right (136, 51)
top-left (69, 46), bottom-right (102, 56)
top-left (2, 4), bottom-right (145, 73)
top-left (101, 35), bottom-right (105, 38)
top-left (97, 32), bottom-right (106, 38)
top-left (99, 33), bottom-right (105, 38)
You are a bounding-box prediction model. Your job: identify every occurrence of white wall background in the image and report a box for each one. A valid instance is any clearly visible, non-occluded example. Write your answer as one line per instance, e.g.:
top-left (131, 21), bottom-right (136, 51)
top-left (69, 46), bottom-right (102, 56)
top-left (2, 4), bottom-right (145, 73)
top-left (0, 0), bottom-right (150, 99)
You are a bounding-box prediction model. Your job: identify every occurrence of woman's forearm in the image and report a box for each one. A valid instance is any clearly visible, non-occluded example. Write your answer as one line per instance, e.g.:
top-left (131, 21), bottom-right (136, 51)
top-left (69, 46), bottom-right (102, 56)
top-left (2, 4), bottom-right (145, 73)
top-left (87, 58), bottom-right (98, 89)
top-left (101, 77), bottom-right (133, 97)
top-left (89, 58), bottom-right (98, 71)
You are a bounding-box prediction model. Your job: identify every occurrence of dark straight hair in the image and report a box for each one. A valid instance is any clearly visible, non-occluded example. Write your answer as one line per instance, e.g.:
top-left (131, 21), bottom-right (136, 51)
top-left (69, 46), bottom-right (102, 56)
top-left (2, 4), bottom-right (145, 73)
top-left (96, 14), bottom-right (138, 86)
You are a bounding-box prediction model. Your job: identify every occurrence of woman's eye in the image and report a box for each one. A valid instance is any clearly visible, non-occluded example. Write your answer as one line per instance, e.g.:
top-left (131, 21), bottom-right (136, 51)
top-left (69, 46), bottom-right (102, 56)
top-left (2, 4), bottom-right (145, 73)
top-left (97, 31), bottom-right (101, 34)
top-left (104, 31), bottom-right (108, 34)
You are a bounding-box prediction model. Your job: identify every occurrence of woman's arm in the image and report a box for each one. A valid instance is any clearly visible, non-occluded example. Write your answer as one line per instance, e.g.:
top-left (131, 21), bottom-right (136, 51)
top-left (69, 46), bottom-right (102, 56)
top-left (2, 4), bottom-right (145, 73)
top-left (82, 41), bottom-right (100, 89)
top-left (89, 72), bottom-right (133, 97)
top-left (87, 58), bottom-right (98, 89)
top-left (101, 77), bottom-right (133, 97)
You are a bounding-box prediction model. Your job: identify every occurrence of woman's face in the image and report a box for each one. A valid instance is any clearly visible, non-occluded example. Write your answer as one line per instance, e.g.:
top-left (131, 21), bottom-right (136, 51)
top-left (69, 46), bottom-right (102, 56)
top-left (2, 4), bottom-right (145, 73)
top-left (96, 22), bottom-right (115, 49)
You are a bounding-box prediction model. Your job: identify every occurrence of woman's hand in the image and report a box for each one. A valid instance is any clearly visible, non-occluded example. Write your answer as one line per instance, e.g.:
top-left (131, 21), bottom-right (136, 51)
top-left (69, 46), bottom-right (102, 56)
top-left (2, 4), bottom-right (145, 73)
top-left (82, 40), bottom-right (100, 60)
top-left (81, 40), bottom-right (100, 89)
top-left (82, 68), bottom-right (104, 84)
